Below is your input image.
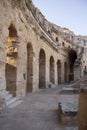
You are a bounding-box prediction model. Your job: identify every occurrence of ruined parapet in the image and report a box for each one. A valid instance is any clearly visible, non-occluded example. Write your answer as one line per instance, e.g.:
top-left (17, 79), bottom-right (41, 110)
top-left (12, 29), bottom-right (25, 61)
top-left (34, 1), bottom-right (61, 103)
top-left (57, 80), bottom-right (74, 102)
top-left (14, 0), bottom-right (87, 51)
top-left (14, 0), bottom-right (87, 50)
top-left (75, 46), bottom-right (87, 79)
top-left (73, 46), bottom-right (85, 81)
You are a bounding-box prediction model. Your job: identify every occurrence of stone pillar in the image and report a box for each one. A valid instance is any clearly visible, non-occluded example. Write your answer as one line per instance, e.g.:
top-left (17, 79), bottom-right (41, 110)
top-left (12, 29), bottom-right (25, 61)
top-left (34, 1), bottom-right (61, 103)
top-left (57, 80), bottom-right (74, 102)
top-left (33, 55), bottom-right (39, 92)
top-left (16, 40), bottom-right (27, 97)
top-left (78, 88), bottom-right (87, 130)
top-left (16, 50), bottom-right (27, 97)
top-left (0, 43), bottom-right (7, 110)
top-left (0, 65), bottom-right (6, 112)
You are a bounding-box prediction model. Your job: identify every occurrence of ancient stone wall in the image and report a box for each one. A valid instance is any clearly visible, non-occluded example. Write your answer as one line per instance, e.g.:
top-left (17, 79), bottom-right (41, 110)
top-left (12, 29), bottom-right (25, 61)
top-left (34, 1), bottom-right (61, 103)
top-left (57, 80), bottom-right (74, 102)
top-left (0, 0), bottom-right (87, 109)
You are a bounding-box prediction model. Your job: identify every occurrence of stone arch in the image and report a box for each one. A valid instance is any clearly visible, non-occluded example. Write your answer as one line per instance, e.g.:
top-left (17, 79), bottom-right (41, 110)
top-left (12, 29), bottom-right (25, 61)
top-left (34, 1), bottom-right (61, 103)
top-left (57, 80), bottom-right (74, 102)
top-left (57, 60), bottom-right (62, 84)
top-left (56, 37), bottom-right (58, 42)
top-left (68, 50), bottom-right (77, 82)
top-left (50, 56), bottom-right (54, 84)
top-left (39, 49), bottom-right (46, 89)
top-left (8, 24), bottom-right (17, 37)
top-left (26, 43), bottom-right (33, 93)
top-left (64, 62), bottom-right (68, 83)
top-left (5, 24), bottom-right (18, 96)
top-left (62, 42), bottom-right (65, 46)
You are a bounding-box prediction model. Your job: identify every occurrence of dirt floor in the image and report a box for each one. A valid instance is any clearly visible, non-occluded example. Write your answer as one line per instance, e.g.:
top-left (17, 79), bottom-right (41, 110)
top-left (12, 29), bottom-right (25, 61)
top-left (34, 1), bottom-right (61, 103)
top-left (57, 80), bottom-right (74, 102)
top-left (0, 86), bottom-right (78, 130)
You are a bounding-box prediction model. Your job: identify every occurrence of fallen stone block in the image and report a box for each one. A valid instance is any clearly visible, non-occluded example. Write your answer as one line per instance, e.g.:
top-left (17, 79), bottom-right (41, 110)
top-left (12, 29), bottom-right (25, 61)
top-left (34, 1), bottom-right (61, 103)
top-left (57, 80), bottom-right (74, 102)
top-left (58, 101), bottom-right (78, 125)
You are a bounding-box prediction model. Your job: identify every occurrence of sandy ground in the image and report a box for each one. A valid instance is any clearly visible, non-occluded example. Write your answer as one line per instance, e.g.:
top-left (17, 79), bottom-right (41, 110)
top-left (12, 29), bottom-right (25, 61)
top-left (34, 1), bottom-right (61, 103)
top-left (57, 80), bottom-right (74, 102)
top-left (0, 86), bottom-right (78, 130)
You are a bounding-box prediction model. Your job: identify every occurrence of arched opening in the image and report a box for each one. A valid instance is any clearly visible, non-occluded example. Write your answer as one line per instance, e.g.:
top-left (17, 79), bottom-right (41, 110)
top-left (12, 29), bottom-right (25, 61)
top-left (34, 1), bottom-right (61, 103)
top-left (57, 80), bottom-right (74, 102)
top-left (39, 49), bottom-right (46, 89)
top-left (56, 37), bottom-right (58, 42)
top-left (5, 24), bottom-right (18, 96)
top-left (62, 42), bottom-right (65, 46)
top-left (57, 60), bottom-right (62, 84)
top-left (64, 62), bottom-right (68, 83)
top-left (68, 50), bottom-right (77, 82)
top-left (48, 30), bottom-right (51, 34)
top-left (26, 43), bottom-right (33, 93)
top-left (50, 56), bottom-right (54, 84)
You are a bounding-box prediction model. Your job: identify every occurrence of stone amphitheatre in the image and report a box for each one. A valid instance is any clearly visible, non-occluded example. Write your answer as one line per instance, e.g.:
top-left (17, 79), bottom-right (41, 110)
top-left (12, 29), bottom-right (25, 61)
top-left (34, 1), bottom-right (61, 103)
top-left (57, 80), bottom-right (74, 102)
top-left (0, 0), bottom-right (87, 130)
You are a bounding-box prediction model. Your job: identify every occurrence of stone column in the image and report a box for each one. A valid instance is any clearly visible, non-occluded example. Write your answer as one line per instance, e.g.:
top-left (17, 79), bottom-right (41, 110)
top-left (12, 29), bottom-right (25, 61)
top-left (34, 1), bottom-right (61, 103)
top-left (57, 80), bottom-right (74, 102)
top-left (16, 43), bottom-right (27, 97)
top-left (33, 55), bottom-right (39, 92)
top-left (0, 36), bottom-right (7, 110)
top-left (0, 61), bottom-right (6, 111)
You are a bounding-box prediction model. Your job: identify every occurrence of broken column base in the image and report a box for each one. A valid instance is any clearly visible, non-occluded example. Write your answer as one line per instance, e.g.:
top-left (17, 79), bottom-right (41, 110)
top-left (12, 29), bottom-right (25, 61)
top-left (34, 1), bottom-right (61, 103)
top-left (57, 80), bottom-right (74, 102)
top-left (58, 102), bottom-right (78, 125)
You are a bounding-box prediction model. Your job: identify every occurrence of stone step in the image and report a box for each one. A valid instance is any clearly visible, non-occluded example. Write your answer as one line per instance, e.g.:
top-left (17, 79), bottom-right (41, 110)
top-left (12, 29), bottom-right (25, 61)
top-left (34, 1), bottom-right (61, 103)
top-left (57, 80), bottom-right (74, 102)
top-left (5, 91), bottom-right (23, 108)
top-left (6, 97), bottom-right (18, 106)
top-left (8, 100), bottom-right (23, 108)
top-left (5, 91), bottom-right (10, 96)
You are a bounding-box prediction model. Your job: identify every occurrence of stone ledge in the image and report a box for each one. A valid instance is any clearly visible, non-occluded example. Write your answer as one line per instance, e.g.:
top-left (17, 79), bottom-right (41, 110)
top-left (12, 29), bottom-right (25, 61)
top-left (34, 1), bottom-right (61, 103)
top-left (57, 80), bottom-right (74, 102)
top-left (60, 87), bottom-right (80, 94)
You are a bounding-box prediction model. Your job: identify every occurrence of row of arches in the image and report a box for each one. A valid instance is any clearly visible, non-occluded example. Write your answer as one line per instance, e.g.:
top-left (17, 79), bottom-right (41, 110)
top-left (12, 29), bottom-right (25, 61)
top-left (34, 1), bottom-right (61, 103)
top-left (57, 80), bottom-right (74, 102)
top-left (5, 24), bottom-right (69, 97)
top-left (39, 49), bottom-right (68, 89)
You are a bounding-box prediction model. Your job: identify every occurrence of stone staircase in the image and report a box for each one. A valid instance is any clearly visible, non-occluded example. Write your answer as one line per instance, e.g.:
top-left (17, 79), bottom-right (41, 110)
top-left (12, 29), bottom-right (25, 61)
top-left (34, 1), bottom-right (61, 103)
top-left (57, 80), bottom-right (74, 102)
top-left (5, 91), bottom-right (23, 108)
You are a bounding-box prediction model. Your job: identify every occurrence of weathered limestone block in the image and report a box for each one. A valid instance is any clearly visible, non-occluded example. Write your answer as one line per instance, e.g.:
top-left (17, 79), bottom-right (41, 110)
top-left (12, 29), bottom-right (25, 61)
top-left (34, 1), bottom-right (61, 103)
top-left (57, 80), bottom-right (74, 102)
top-left (60, 87), bottom-right (80, 94)
top-left (58, 102), bottom-right (78, 125)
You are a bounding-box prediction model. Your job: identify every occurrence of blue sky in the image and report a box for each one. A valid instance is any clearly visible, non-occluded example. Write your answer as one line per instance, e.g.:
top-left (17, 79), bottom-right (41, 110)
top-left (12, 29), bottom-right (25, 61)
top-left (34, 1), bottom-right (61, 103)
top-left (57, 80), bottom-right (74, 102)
top-left (32, 0), bottom-right (87, 36)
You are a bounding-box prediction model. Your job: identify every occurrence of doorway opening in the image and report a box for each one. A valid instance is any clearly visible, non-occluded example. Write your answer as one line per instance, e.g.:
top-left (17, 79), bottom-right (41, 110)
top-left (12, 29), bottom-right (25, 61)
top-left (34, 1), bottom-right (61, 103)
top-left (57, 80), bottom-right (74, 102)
top-left (50, 56), bottom-right (54, 84)
top-left (64, 62), bottom-right (68, 83)
top-left (68, 50), bottom-right (77, 82)
top-left (57, 60), bottom-right (62, 84)
top-left (39, 49), bottom-right (46, 89)
top-left (26, 43), bottom-right (33, 93)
